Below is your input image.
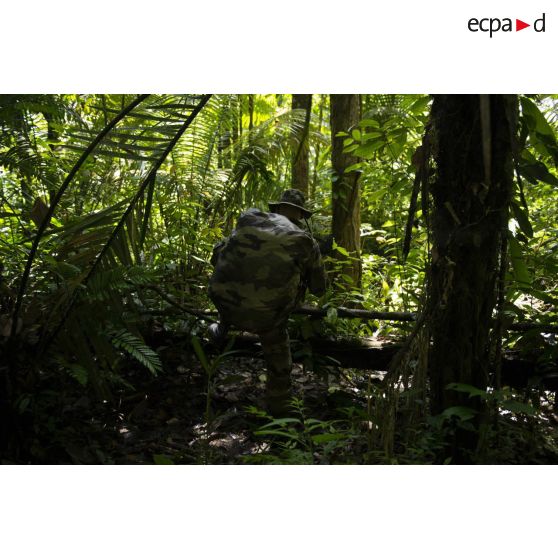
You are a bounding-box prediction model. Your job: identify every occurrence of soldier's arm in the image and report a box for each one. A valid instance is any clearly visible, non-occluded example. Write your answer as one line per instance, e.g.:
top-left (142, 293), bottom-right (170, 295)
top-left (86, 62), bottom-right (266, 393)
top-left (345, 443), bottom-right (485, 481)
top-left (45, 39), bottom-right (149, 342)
top-left (210, 239), bottom-right (227, 267)
top-left (306, 239), bottom-right (327, 296)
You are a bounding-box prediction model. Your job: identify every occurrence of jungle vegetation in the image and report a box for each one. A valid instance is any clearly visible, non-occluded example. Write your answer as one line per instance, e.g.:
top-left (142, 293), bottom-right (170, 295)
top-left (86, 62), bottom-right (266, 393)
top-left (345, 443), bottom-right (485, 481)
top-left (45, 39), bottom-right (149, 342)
top-left (1, 93), bottom-right (557, 464)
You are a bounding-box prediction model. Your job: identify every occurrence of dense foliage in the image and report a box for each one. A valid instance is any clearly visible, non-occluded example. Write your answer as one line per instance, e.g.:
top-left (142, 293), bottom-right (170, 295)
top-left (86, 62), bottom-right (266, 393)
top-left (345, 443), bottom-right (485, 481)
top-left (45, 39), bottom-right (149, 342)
top-left (1, 94), bottom-right (557, 464)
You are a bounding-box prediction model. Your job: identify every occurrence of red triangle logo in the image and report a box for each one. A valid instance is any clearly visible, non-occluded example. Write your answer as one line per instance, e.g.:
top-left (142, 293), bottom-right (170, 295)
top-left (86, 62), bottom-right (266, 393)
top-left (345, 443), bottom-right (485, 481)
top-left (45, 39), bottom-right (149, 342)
top-left (516, 19), bottom-right (530, 31)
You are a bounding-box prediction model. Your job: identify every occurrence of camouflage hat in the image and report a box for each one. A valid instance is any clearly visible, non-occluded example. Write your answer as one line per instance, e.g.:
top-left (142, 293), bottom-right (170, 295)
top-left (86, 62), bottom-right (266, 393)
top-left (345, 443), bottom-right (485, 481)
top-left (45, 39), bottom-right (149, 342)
top-left (268, 189), bottom-right (314, 219)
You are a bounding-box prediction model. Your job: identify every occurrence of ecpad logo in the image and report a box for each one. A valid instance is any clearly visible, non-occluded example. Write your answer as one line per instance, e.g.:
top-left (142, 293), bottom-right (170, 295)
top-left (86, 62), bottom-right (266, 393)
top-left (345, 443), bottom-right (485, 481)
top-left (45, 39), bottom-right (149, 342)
top-left (468, 13), bottom-right (546, 37)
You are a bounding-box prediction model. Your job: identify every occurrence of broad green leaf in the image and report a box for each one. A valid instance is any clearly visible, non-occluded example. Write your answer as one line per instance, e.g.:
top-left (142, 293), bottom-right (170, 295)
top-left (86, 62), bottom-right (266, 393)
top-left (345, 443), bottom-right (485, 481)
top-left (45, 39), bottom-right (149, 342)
top-left (354, 139), bottom-right (385, 158)
top-left (520, 97), bottom-right (558, 164)
top-left (441, 406), bottom-right (477, 421)
top-left (446, 383), bottom-right (486, 398)
top-left (521, 97), bottom-right (556, 139)
top-left (343, 143), bottom-right (359, 153)
top-left (345, 163), bottom-right (363, 173)
top-left (367, 187), bottom-right (388, 202)
top-left (519, 161), bottom-right (558, 187)
top-left (508, 236), bottom-right (532, 286)
top-left (359, 118), bottom-right (380, 128)
top-left (387, 136), bottom-right (405, 159)
top-left (511, 201), bottom-right (533, 238)
top-left (500, 400), bottom-right (537, 416)
top-left (408, 96), bottom-right (430, 115)
top-left (362, 131), bottom-right (383, 141)
top-left (381, 280), bottom-right (390, 297)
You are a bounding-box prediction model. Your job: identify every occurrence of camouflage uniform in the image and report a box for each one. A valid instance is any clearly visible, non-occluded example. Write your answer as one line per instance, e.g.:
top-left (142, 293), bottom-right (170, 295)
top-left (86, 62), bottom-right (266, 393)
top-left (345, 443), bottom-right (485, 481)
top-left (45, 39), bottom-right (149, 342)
top-left (209, 207), bottom-right (326, 414)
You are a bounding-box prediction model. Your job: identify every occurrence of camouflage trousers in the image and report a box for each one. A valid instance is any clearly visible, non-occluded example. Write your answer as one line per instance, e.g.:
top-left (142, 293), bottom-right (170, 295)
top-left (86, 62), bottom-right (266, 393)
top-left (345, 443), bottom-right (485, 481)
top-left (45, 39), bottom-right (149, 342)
top-left (258, 327), bottom-right (292, 416)
top-left (211, 316), bottom-right (293, 416)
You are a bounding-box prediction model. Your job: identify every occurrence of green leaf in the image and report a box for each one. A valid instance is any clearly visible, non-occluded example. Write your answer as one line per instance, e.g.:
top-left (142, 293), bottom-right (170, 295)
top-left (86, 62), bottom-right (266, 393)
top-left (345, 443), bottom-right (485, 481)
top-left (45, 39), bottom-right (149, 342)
top-left (311, 433), bottom-right (346, 444)
top-left (344, 163), bottom-right (363, 173)
top-left (387, 135), bottom-right (406, 159)
top-left (66, 364), bottom-right (88, 387)
top-left (511, 201), bottom-right (533, 238)
top-left (334, 244), bottom-right (350, 257)
top-left (408, 96), bottom-right (430, 115)
top-left (508, 236), bottom-right (532, 286)
top-left (500, 400), bottom-right (537, 416)
top-left (520, 97), bottom-right (558, 165)
top-left (381, 279), bottom-right (390, 297)
top-left (359, 118), bottom-right (380, 128)
top-left (354, 140), bottom-right (384, 158)
top-left (441, 406), bottom-right (477, 421)
top-left (367, 188), bottom-right (388, 202)
top-left (111, 329), bottom-right (162, 376)
top-left (521, 97), bottom-right (556, 139)
top-left (153, 454), bottom-right (174, 465)
top-left (261, 418), bottom-right (301, 428)
top-left (362, 131), bottom-right (383, 141)
top-left (343, 143), bottom-right (359, 153)
top-left (446, 383), bottom-right (486, 398)
top-left (191, 335), bottom-right (211, 376)
top-left (518, 160), bottom-right (558, 187)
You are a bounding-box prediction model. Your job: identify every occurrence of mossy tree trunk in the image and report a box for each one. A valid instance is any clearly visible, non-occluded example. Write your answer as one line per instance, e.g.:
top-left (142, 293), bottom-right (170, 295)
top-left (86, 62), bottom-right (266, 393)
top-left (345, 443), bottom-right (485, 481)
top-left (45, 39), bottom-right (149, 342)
top-left (330, 94), bottom-right (362, 287)
top-left (428, 95), bottom-right (517, 416)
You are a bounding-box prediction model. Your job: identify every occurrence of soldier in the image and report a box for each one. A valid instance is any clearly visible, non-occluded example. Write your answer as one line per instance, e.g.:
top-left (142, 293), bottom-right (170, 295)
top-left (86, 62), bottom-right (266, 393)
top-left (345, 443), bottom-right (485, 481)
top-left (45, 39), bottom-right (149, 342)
top-left (208, 189), bottom-right (327, 415)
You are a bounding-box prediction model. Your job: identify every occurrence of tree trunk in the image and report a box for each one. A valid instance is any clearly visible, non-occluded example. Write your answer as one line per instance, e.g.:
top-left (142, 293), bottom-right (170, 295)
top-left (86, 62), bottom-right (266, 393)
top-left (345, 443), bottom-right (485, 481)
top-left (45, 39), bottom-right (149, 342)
top-left (428, 95), bottom-right (517, 415)
top-left (248, 94), bottom-right (254, 131)
top-left (311, 95), bottom-right (325, 199)
top-left (231, 94), bottom-right (239, 160)
top-left (330, 94), bottom-right (362, 287)
top-left (238, 95), bottom-right (243, 146)
top-left (43, 105), bottom-right (61, 204)
top-left (291, 94), bottom-right (312, 197)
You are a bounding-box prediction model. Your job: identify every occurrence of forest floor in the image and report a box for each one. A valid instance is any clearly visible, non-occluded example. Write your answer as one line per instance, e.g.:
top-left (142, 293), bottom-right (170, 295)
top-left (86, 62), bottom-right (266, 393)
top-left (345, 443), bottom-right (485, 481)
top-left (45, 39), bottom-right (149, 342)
top-left (54, 336), bottom-right (366, 465)
top-left (24, 332), bottom-right (558, 465)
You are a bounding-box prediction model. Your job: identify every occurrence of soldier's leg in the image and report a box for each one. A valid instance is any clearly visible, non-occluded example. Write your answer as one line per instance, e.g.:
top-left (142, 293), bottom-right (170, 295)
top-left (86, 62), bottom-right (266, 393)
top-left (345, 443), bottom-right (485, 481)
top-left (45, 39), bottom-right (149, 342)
top-left (259, 327), bottom-right (292, 416)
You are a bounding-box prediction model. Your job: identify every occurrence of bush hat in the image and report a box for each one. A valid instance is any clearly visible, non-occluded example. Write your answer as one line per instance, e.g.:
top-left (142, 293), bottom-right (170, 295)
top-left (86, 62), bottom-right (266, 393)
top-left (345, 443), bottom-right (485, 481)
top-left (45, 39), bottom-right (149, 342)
top-left (268, 189), bottom-right (314, 219)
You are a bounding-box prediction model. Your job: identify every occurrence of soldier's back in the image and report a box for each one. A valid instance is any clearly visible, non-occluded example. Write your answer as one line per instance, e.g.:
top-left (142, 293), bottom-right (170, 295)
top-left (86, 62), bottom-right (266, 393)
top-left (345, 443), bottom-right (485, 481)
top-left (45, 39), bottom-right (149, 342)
top-left (209, 208), bottom-right (314, 332)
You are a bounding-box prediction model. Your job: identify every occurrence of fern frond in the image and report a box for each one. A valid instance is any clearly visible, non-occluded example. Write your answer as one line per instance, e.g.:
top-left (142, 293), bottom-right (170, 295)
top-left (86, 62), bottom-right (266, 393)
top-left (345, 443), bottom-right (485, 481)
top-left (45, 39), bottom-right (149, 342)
top-left (110, 328), bottom-right (162, 376)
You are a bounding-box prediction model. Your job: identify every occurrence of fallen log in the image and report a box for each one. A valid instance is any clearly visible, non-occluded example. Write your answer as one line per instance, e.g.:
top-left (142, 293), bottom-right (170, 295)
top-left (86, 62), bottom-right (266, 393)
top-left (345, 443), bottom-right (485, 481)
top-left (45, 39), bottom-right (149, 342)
top-left (142, 320), bottom-right (558, 391)
top-left (293, 306), bottom-right (416, 322)
top-left (225, 332), bottom-right (558, 391)
top-left (141, 300), bottom-right (558, 334)
top-left (292, 306), bottom-right (558, 334)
